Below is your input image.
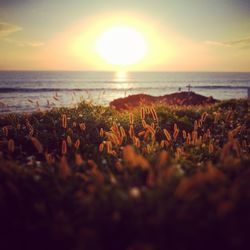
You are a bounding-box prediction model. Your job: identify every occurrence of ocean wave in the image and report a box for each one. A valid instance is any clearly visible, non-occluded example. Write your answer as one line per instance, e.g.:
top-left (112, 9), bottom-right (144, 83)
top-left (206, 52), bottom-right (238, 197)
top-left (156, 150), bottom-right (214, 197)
top-left (0, 85), bottom-right (249, 93)
top-left (0, 87), bottom-right (152, 93)
top-left (191, 85), bottom-right (250, 89)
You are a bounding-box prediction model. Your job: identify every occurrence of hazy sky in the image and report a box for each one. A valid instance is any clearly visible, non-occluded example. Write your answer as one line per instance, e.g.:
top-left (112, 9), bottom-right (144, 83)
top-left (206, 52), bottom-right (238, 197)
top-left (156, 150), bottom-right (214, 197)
top-left (0, 0), bottom-right (249, 71)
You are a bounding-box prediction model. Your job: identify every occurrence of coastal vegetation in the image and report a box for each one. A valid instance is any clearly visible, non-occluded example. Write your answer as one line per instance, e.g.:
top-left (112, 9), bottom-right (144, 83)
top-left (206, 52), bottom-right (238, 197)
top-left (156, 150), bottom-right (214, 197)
top-left (0, 98), bottom-right (249, 250)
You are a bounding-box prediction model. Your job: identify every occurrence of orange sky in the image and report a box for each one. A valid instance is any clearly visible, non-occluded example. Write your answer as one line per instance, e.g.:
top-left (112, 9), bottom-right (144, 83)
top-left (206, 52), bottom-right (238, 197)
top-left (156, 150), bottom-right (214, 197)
top-left (0, 0), bottom-right (249, 71)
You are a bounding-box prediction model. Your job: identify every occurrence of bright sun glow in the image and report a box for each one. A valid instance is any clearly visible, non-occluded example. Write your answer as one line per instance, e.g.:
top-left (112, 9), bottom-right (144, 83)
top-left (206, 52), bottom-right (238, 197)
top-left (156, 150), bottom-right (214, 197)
top-left (95, 26), bottom-right (147, 66)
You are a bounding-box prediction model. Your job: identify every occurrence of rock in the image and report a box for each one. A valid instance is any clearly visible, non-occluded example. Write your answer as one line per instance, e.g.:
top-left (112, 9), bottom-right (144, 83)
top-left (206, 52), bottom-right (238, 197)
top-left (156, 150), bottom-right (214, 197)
top-left (110, 91), bottom-right (217, 110)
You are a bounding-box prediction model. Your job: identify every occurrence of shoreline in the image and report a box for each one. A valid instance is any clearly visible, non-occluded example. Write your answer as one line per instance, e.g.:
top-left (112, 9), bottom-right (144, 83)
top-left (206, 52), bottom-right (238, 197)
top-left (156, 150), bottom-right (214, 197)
top-left (0, 71), bottom-right (249, 113)
top-left (0, 91), bottom-right (243, 115)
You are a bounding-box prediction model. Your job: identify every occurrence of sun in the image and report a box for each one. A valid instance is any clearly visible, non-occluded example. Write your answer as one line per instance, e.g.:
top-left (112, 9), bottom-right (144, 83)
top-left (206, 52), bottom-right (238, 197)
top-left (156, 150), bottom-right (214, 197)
top-left (95, 26), bottom-right (147, 66)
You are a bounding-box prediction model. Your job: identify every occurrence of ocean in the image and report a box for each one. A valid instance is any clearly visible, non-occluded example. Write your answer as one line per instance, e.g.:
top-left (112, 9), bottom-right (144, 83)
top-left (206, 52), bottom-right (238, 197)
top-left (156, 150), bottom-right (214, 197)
top-left (0, 71), bottom-right (249, 113)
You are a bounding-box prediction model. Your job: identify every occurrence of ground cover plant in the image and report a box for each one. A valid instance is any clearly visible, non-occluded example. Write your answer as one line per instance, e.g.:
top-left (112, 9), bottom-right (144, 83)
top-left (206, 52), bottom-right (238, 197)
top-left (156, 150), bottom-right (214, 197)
top-left (0, 99), bottom-right (249, 250)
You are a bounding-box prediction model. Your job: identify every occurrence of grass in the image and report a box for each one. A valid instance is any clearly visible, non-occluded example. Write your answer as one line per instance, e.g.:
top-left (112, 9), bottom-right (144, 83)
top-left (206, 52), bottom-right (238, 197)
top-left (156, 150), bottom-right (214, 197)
top-left (0, 99), bottom-right (249, 250)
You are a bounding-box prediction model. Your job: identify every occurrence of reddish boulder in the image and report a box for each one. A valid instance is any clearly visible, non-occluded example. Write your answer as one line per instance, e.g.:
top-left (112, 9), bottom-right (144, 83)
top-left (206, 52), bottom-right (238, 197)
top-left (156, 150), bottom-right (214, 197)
top-left (110, 91), bottom-right (217, 110)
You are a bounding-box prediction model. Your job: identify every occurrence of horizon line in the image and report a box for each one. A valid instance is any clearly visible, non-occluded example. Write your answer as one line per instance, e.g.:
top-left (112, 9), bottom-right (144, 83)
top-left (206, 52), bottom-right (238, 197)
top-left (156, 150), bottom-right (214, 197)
top-left (0, 70), bottom-right (250, 73)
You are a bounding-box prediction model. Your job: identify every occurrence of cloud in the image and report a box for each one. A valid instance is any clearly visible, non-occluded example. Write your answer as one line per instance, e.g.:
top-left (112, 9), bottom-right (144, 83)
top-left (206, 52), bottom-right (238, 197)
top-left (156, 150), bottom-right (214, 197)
top-left (205, 40), bottom-right (232, 47)
top-left (227, 37), bottom-right (250, 46)
top-left (0, 22), bottom-right (22, 37)
top-left (0, 22), bottom-right (44, 47)
top-left (3, 37), bottom-right (44, 47)
top-left (205, 36), bottom-right (250, 49)
top-left (25, 41), bottom-right (44, 47)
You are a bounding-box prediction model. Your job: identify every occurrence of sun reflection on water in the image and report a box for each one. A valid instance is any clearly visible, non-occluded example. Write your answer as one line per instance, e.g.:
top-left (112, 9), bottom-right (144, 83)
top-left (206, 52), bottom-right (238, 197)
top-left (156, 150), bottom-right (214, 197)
top-left (113, 71), bottom-right (133, 97)
top-left (114, 71), bottom-right (127, 83)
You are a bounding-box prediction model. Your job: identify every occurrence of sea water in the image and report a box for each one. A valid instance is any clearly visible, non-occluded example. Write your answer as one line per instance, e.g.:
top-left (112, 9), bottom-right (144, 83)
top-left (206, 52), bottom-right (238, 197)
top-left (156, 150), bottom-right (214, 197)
top-left (0, 71), bottom-right (249, 112)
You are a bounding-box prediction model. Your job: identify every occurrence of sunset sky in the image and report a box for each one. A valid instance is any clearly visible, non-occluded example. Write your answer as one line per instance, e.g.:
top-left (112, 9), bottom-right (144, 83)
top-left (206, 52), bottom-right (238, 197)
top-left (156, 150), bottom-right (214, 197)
top-left (0, 0), bottom-right (249, 71)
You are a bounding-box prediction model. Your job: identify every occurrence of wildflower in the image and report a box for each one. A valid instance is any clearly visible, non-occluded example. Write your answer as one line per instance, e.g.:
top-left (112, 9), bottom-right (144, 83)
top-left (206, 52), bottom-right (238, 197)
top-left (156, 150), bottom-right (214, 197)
top-left (59, 156), bottom-right (71, 178)
top-left (156, 150), bottom-right (168, 169)
top-left (225, 110), bottom-right (233, 122)
top-left (109, 133), bottom-right (120, 145)
top-left (198, 119), bottom-right (203, 128)
top-left (31, 137), bottom-right (43, 153)
top-left (99, 143), bottom-right (104, 152)
top-left (66, 135), bottom-right (72, 146)
top-left (2, 126), bottom-right (8, 137)
top-left (143, 129), bottom-right (150, 141)
top-left (232, 139), bottom-right (241, 157)
top-left (141, 107), bottom-right (145, 120)
top-left (186, 133), bottom-right (191, 144)
top-left (191, 131), bottom-right (198, 144)
top-left (112, 122), bottom-right (119, 133)
top-left (201, 112), bottom-right (208, 122)
top-left (197, 136), bottom-right (202, 145)
top-left (182, 130), bottom-right (187, 139)
top-left (160, 140), bottom-right (165, 148)
top-left (29, 128), bottom-right (34, 137)
top-left (206, 129), bottom-right (211, 138)
top-left (173, 129), bottom-right (179, 141)
top-left (129, 113), bottom-right (134, 125)
top-left (242, 140), bottom-right (247, 149)
top-left (61, 140), bottom-right (67, 155)
top-left (75, 153), bottom-right (84, 166)
top-left (146, 124), bottom-right (155, 136)
top-left (174, 123), bottom-right (178, 132)
top-left (146, 144), bottom-right (151, 154)
top-left (100, 128), bottom-right (104, 137)
top-left (220, 139), bottom-right (241, 163)
top-left (61, 114), bottom-right (67, 128)
top-left (79, 122), bottom-right (86, 131)
top-left (88, 160), bottom-right (105, 184)
top-left (138, 131), bottom-right (145, 137)
top-left (87, 159), bottom-right (98, 170)
top-left (213, 112), bottom-right (220, 123)
top-left (129, 125), bottom-right (134, 138)
top-left (163, 129), bottom-right (171, 142)
top-left (53, 96), bottom-right (59, 101)
top-left (193, 120), bottom-right (198, 131)
top-left (44, 152), bottom-right (55, 165)
top-left (134, 137), bottom-right (141, 148)
top-left (120, 126), bottom-right (126, 138)
top-left (150, 107), bottom-right (158, 122)
top-left (106, 141), bottom-right (112, 154)
top-left (228, 125), bottom-right (242, 140)
top-left (142, 119), bottom-right (147, 129)
top-left (123, 145), bottom-right (137, 167)
top-left (74, 139), bottom-right (81, 149)
top-left (109, 173), bottom-right (117, 185)
top-left (8, 139), bottom-right (15, 153)
top-left (206, 162), bottom-right (225, 181)
top-left (208, 143), bottom-right (214, 153)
